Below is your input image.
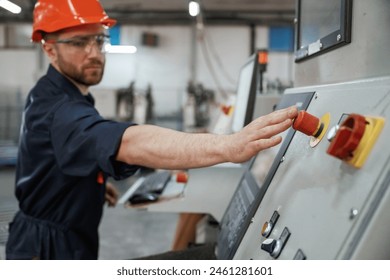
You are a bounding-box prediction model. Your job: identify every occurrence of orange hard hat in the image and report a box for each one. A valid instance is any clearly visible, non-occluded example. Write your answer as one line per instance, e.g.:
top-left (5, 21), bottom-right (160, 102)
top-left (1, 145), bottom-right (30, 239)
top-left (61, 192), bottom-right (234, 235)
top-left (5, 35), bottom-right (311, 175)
top-left (31, 0), bottom-right (117, 42)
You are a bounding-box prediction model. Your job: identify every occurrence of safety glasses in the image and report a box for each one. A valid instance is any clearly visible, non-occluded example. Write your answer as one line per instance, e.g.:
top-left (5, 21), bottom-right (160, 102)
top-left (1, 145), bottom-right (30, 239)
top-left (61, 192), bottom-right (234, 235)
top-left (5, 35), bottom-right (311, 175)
top-left (44, 34), bottom-right (111, 53)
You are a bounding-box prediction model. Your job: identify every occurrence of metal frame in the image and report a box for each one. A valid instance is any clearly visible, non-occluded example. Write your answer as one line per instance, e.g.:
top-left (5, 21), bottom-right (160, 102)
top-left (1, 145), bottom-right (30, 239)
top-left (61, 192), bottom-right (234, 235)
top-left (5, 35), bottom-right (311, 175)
top-left (295, 0), bottom-right (353, 62)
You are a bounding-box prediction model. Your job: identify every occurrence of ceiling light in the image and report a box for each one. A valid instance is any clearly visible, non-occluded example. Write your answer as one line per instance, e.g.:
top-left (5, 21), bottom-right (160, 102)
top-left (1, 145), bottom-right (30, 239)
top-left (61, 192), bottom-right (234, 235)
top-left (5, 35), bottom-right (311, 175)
top-left (189, 1), bottom-right (200, 17)
top-left (104, 44), bottom-right (137, 54)
top-left (0, 0), bottom-right (22, 14)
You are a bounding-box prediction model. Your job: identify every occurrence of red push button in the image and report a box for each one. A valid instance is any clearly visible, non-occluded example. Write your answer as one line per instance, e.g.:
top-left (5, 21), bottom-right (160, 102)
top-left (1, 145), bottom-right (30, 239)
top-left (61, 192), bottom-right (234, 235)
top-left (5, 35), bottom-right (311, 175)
top-left (326, 114), bottom-right (366, 160)
top-left (293, 111), bottom-right (322, 137)
top-left (221, 105), bottom-right (232, 115)
top-left (176, 172), bottom-right (188, 183)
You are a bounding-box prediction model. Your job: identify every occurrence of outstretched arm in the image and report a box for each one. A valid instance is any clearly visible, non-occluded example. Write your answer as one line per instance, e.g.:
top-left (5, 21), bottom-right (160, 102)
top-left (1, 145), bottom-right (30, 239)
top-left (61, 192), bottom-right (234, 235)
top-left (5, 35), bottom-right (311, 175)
top-left (116, 106), bottom-right (298, 170)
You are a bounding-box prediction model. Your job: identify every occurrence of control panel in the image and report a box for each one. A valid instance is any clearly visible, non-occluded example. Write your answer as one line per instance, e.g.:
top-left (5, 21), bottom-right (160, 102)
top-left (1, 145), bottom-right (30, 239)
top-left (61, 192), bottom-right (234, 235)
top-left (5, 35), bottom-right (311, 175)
top-left (233, 77), bottom-right (390, 259)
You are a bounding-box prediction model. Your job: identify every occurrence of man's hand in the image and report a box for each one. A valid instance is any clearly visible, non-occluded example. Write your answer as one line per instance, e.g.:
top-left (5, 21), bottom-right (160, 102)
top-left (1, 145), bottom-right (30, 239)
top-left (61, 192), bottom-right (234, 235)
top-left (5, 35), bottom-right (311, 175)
top-left (105, 182), bottom-right (119, 207)
top-left (225, 106), bottom-right (298, 163)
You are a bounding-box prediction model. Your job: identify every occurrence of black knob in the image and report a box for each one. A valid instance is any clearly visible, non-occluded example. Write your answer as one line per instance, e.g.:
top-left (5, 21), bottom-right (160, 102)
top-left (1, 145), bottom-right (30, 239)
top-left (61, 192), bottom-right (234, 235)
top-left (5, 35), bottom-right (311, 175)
top-left (261, 227), bottom-right (290, 259)
top-left (261, 239), bottom-right (278, 254)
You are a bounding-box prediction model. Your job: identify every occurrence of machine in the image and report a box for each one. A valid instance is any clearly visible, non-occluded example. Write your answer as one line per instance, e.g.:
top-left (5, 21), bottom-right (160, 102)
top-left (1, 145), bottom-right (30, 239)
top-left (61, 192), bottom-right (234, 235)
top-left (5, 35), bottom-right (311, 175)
top-left (121, 0), bottom-right (390, 260)
top-left (231, 0), bottom-right (390, 260)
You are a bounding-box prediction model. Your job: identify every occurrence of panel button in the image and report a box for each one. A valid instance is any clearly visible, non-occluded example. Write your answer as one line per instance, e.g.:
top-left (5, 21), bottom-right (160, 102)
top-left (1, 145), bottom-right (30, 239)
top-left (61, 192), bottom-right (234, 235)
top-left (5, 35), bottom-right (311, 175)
top-left (261, 239), bottom-right (280, 257)
top-left (292, 110), bottom-right (330, 147)
top-left (293, 111), bottom-right (322, 137)
top-left (261, 227), bottom-right (291, 258)
top-left (261, 211), bottom-right (280, 238)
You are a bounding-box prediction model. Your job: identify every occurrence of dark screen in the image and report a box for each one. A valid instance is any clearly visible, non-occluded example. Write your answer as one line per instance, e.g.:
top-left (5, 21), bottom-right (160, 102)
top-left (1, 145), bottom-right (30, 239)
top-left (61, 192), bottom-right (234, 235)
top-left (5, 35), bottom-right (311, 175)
top-left (295, 0), bottom-right (352, 61)
top-left (300, 0), bottom-right (341, 48)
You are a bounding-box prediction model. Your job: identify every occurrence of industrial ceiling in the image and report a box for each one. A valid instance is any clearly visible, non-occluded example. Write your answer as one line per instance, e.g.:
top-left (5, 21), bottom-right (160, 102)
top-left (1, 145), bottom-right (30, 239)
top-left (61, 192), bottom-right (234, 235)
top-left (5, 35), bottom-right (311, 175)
top-left (0, 0), bottom-right (296, 26)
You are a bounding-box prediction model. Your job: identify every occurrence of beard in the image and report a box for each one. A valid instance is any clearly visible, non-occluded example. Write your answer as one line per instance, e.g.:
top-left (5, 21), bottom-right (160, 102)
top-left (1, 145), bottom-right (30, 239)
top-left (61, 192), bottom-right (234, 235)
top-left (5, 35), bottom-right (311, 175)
top-left (57, 53), bottom-right (105, 87)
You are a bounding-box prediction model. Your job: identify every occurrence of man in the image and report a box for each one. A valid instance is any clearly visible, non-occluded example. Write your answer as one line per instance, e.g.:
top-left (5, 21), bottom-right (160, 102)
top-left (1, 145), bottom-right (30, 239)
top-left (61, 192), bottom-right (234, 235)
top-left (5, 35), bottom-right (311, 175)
top-left (6, 0), bottom-right (298, 260)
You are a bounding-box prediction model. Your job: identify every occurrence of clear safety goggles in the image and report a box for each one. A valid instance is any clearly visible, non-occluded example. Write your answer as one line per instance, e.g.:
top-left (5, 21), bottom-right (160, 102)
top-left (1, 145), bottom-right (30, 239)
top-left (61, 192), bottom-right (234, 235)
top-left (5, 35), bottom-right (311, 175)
top-left (43, 34), bottom-right (111, 53)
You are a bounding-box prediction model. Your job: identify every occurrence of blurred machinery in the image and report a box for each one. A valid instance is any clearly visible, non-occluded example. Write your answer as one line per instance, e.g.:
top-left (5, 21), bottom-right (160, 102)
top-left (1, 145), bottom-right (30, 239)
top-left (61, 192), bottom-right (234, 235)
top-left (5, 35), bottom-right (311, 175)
top-left (183, 81), bottom-right (216, 131)
top-left (116, 81), bottom-right (135, 122)
top-left (116, 82), bottom-right (154, 125)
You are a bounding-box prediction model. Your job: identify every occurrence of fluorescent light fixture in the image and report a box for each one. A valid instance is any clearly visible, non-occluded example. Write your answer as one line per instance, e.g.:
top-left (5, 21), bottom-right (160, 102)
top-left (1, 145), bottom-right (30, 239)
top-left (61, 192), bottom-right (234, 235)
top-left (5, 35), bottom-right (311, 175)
top-left (189, 1), bottom-right (200, 17)
top-left (0, 0), bottom-right (22, 14)
top-left (104, 44), bottom-right (137, 54)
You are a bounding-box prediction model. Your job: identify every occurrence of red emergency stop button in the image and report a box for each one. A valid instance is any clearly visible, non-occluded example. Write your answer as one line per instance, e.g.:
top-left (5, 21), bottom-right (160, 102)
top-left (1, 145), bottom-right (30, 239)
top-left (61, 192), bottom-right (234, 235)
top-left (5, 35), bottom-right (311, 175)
top-left (176, 172), bottom-right (188, 183)
top-left (293, 111), bottom-right (323, 137)
top-left (326, 114), bottom-right (366, 160)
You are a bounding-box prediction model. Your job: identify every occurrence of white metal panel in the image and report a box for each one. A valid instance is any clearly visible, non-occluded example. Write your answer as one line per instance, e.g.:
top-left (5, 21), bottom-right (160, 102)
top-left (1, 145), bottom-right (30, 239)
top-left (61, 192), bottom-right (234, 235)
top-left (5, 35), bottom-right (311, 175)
top-left (234, 76), bottom-right (390, 259)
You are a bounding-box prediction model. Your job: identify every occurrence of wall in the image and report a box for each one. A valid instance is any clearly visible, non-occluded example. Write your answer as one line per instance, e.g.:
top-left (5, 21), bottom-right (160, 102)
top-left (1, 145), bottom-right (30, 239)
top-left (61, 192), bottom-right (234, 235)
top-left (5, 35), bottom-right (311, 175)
top-left (0, 49), bottom-right (37, 96)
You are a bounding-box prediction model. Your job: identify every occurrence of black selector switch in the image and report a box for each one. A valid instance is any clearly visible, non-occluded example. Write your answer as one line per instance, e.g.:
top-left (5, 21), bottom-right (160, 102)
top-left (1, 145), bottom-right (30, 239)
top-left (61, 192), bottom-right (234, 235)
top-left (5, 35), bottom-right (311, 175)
top-left (261, 238), bottom-right (280, 257)
top-left (261, 227), bottom-right (291, 259)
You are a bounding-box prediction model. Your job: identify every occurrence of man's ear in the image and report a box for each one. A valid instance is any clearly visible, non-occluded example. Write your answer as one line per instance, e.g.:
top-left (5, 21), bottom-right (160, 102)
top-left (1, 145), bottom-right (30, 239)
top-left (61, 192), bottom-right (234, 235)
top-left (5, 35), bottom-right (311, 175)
top-left (41, 43), bottom-right (57, 62)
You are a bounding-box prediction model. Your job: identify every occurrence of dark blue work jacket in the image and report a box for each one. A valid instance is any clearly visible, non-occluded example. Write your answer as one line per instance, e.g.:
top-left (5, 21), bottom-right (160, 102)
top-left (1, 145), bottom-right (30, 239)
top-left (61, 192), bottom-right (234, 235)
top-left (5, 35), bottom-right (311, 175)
top-left (6, 65), bottom-right (138, 259)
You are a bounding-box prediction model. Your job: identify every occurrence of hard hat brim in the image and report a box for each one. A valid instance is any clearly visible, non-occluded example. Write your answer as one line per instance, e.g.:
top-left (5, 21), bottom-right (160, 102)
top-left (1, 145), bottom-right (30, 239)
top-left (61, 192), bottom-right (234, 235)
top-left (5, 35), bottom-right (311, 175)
top-left (32, 16), bottom-right (117, 42)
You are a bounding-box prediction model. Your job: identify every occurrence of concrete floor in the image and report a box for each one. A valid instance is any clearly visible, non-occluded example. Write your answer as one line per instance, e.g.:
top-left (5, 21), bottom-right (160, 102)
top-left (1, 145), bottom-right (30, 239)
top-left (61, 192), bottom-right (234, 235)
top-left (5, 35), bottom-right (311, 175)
top-left (99, 175), bottom-right (180, 260)
top-left (0, 166), bottom-right (179, 260)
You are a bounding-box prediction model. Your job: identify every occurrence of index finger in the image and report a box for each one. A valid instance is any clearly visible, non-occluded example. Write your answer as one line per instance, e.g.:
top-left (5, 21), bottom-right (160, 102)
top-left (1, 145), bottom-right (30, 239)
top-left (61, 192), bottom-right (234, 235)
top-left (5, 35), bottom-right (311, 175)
top-left (255, 106), bottom-right (298, 127)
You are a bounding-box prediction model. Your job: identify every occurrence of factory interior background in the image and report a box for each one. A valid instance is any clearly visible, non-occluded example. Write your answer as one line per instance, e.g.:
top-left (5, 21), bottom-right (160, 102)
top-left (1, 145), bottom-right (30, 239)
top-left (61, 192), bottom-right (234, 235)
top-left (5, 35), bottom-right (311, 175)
top-left (0, 0), bottom-right (295, 260)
